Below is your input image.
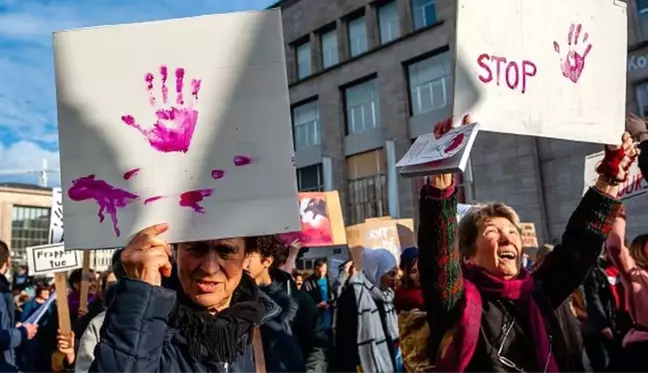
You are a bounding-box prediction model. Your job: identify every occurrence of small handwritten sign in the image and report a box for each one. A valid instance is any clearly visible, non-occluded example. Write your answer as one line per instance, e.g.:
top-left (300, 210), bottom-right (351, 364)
top-left (584, 151), bottom-right (648, 200)
top-left (520, 223), bottom-right (538, 248)
top-left (49, 188), bottom-right (64, 244)
top-left (26, 243), bottom-right (83, 276)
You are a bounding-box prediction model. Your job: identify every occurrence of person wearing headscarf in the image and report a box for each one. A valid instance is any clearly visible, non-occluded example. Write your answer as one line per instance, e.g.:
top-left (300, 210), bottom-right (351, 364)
top-left (88, 224), bottom-right (286, 372)
top-left (419, 115), bottom-right (635, 372)
top-left (333, 249), bottom-right (402, 373)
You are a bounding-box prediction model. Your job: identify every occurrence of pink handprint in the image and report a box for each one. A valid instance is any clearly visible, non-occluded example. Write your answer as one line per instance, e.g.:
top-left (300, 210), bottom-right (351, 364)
top-left (553, 24), bottom-right (592, 83)
top-left (121, 65), bottom-right (202, 153)
top-left (67, 175), bottom-right (139, 237)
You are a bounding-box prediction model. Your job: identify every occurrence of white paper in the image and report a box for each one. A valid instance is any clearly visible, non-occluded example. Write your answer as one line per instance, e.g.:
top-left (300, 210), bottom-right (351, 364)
top-left (53, 10), bottom-right (300, 249)
top-left (453, 0), bottom-right (627, 144)
top-left (584, 151), bottom-right (648, 200)
top-left (397, 123), bottom-right (480, 177)
top-left (49, 188), bottom-right (64, 244)
top-left (26, 243), bottom-right (83, 276)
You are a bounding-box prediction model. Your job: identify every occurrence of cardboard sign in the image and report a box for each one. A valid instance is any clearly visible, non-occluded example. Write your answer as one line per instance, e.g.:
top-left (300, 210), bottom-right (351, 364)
top-left (520, 223), bottom-right (539, 248)
top-left (453, 0), bottom-right (627, 144)
top-left (584, 151), bottom-right (648, 200)
top-left (53, 10), bottom-right (299, 249)
top-left (397, 123), bottom-right (481, 176)
top-left (26, 243), bottom-right (83, 276)
top-left (49, 188), bottom-right (64, 244)
top-left (278, 191), bottom-right (346, 247)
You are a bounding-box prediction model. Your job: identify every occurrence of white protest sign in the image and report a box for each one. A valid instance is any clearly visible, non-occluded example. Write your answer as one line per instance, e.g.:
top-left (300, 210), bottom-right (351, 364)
top-left (53, 10), bottom-right (300, 249)
top-left (49, 188), bottom-right (64, 244)
top-left (453, 0), bottom-right (627, 144)
top-left (26, 243), bottom-right (83, 276)
top-left (584, 151), bottom-right (648, 200)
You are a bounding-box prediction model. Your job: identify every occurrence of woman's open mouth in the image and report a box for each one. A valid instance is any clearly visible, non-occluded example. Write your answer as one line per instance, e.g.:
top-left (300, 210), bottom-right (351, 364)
top-left (196, 280), bottom-right (219, 292)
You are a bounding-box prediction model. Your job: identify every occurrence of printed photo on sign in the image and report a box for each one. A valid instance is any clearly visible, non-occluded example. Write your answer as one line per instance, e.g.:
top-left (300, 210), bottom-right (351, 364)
top-left (278, 191), bottom-right (346, 247)
top-left (53, 10), bottom-right (300, 249)
top-left (26, 243), bottom-right (83, 276)
top-left (452, 0), bottom-right (627, 144)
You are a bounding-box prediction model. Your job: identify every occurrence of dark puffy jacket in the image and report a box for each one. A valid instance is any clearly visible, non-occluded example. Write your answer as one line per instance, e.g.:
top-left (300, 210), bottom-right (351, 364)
top-left (258, 269), bottom-right (304, 372)
top-left (89, 275), bottom-right (280, 373)
top-left (0, 274), bottom-right (24, 372)
top-left (639, 140), bottom-right (648, 183)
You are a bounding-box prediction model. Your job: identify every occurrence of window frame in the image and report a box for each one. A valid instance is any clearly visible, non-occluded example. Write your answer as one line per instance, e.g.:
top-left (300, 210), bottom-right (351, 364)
top-left (411, 0), bottom-right (437, 30)
top-left (296, 164), bottom-right (324, 192)
top-left (343, 78), bottom-right (380, 135)
top-left (406, 51), bottom-right (451, 116)
top-left (296, 41), bottom-right (312, 79)
top-left (346, 149), bottom-right (389, 224)
top-left (347, 15), bottom-right (368, 57)
top-left (292, 99), bottom-right (321, 149)
top-left (378, 1), bottom-right (400, 44)
top-left (320, 29), bottom-right (339, 69)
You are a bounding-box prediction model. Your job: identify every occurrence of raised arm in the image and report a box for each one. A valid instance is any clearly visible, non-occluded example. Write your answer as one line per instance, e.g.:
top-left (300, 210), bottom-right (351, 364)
top-left (604, 206), bottom-right (636, 280)
top-left (418, 176), bottom-right (464, 350)
top-left (533, 133), bottom-right (635, 308)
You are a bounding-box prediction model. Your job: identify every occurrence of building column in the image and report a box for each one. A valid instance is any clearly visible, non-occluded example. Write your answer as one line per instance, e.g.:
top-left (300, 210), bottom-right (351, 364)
top-left (385, 140), bottom-right (400, 218)
top-left (399, 0), bottom-right (414, 35)
top-left (322, 156), bottom-right (334, 191)
top-left (365, 3), bottom-right (379, 49)
top-left (310, 32), bottom-right (321, 74)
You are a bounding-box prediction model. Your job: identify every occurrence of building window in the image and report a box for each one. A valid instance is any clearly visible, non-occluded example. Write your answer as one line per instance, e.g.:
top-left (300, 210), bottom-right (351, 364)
top-left (348, 16), bottom-right (368, 57)
top-left (636, 82), bottom-right (648, 117)
top-left (321, 29), bottom-right (339, 68)
top-left (345, 79), bottom-right (380, 134)
top-left (292, 100), bottom-right (320, 149)
top-left (639, 0), bottom-right (648, 40)
top-left (408, 52), bottom-right (451, 115)
top-left (347, 149), bottom-right (388, 224)
top-left (411, 0), bottom-right (437, 30)
top-left (11, 206), bottom-right (50, 263)
top-left (297, 164), bottom-right (324, 192)
top-left (296, 41), bottom-right (311, 79)
top-left (378, 1), bottom-right (400, 44)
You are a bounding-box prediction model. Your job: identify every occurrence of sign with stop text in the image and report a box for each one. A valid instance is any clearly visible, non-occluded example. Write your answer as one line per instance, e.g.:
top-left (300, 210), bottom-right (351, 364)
top-left (452, 0), bottom-right (627, 144)
top-left (26, 243), bottom-right (83, 276)
top-left (583, 151), bottom-right (648, 200)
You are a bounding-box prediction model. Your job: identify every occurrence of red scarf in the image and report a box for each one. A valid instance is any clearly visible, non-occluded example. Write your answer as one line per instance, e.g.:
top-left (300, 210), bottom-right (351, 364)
top-left (437, 266), bottom-right (559, 372)
top-left (603, 264), bottom-right (627, 312)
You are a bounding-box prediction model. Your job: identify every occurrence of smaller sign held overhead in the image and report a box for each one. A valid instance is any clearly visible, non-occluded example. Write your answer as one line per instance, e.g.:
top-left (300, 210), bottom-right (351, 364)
top-left (584, 151), bottom-right (648, 200)
top-left (278, 191), bottom-right (346, 247)
top-left (49, 188), bottom-right (64, 244)
top-left (520, 223), bottom-right (539, 248)
top-left (26, 243), bottom-right (83, 277)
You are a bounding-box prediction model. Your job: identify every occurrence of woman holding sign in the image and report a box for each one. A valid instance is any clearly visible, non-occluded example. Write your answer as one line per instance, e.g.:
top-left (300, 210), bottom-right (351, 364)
top-left (88, 227), bottom-right (287, 373)
top-left (419, 115), bottom-right (636, 372)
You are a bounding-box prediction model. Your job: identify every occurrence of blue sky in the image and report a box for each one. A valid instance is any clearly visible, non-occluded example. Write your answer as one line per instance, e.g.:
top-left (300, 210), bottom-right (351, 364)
top-left (0, 0), bottom-right (276, 187)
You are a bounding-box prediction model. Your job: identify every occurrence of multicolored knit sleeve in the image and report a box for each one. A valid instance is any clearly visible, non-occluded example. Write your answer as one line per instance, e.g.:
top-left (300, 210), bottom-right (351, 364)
top-left (417, 182), bottom-right (464, 347)
top-left (534, 187), bottom-right (622, 309)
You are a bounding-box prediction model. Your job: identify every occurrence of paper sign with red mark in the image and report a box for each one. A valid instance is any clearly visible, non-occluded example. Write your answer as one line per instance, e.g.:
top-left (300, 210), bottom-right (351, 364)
top-left (453, 0), bottom-right (627, 144)
top-left (53, 10), bottom-right (300, 249)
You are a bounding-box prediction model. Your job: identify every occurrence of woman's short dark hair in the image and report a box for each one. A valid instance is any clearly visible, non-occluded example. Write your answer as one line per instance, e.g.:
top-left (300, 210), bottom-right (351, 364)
top-left (0, 241), bottom-right (9, 265)
top-left (245, 235), bottom-right (285, 260)
top-left (399, 255), bottom-right (419, 290)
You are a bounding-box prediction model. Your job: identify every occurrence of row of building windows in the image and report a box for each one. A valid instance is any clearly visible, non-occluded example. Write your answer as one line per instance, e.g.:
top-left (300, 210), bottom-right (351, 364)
top-left (292, 50), bottom-right (450, 150)
top-left (295, 0), bottom-right (438, 79)
top-left (11, 206), bottom-right (50, 262)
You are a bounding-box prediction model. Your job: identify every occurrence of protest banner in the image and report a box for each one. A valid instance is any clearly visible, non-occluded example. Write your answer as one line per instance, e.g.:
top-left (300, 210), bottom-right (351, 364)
top-left (453, 0), bottom-right (627, 144)
top-left (278, 191), bottom-right (346, 247)
top-left (53, 10), bottom-right (299, 249)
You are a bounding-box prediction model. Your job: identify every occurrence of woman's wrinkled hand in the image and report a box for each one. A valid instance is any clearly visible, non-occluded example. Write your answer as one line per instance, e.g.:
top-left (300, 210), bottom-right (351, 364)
top-left (121, 223), bottom-right (172, 286)
top-left (428, 114), bottom-right (472, 189)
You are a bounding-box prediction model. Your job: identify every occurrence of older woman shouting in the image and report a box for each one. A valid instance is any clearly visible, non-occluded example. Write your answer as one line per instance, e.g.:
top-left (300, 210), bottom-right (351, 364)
top-left (419, 115), bottom-right (637, 372)
top-left (89, 224), bottom-right (285, 372)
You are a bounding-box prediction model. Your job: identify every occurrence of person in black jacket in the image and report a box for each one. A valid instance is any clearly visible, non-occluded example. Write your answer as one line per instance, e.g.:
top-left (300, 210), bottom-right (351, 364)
top-left (245, 236), bottom-right (318, 372)
top-left (271, 245), bottom-right (329, 372)
top-left (302, 259), bottom-right (334, 342)
top-left (583, 254), bottom-right (630, 372)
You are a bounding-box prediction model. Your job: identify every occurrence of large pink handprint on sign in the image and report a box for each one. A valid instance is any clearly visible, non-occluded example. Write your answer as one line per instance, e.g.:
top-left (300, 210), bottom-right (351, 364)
top-left (553, 24), bottom-right (592, 83)
top-left (67, 175), bottom-right (139, 237)
top-left (121, 65), bottom-right (202, 153)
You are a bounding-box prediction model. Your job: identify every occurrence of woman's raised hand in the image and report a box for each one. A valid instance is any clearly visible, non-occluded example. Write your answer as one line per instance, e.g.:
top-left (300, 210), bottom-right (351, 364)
top-left (428, 114), bottom-right (472, 189)
top-left (121, 223), bottom-right (172, 286)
